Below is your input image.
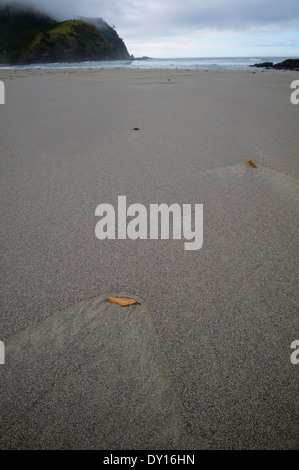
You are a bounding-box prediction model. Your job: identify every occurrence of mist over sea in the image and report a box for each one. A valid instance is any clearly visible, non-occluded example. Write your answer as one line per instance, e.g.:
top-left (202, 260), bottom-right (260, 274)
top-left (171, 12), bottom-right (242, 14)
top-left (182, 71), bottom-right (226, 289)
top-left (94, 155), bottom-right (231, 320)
top-left (0, 56), bottom-right (295, 70)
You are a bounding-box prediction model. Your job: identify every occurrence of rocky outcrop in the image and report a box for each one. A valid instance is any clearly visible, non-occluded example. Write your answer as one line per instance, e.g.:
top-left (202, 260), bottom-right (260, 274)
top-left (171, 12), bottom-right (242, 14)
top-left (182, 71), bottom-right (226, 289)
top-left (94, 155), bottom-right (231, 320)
top-left (272, 59), bottom-right (299, 70)
top-left (251, 59), bottom-right (299, 71)
top-left (250, 61), bottom-right (274, 68)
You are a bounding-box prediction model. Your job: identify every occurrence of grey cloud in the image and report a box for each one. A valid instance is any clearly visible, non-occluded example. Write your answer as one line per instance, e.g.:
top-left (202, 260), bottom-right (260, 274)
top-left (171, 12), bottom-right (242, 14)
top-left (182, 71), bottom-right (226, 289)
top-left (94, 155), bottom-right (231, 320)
top-left (1, 0), bottom-right (299, 38)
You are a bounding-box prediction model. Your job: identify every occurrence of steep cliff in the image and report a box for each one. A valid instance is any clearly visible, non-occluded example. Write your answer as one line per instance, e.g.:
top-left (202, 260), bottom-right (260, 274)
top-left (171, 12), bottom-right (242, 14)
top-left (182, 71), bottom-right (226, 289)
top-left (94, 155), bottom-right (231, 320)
top-left (79, 17), bottom-right (131, 60)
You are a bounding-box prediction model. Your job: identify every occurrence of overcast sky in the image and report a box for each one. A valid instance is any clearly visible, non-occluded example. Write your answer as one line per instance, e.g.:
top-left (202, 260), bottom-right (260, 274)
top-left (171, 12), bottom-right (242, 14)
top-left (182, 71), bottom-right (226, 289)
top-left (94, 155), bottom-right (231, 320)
top-left (2, 0), bottom-right (299, 57)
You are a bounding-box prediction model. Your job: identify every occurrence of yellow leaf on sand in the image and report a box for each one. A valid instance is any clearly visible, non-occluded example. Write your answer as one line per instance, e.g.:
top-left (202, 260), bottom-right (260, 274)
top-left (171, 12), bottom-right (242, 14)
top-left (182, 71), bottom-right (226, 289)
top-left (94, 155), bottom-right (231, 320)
top-left (107, 296), bottom-right (140, 307)
top-left (245, 160), bottom-right (258, 168)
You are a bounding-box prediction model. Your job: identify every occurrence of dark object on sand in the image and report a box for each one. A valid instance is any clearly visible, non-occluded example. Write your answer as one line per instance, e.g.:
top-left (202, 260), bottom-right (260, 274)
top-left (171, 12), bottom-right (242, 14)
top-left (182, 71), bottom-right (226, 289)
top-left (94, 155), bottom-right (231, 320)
top-left (133, 128), bottom-right (140, 131)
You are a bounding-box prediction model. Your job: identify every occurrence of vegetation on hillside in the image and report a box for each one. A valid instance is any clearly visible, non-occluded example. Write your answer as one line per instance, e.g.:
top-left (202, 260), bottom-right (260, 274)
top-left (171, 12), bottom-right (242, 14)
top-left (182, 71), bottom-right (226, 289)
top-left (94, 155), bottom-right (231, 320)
top-left (0, 5), bottom-right (131, 64)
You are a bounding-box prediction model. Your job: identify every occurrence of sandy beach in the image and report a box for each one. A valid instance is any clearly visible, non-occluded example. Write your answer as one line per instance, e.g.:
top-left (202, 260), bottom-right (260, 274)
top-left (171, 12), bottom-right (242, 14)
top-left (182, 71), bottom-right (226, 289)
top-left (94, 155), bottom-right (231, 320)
top-left (0, 67), bottom-right (298, 449)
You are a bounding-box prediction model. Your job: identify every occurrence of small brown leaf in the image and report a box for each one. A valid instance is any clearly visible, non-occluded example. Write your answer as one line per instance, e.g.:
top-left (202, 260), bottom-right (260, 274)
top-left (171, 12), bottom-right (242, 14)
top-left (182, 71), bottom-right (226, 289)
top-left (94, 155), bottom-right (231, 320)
top-left (245, 160), bottom-right (258, 168)
top-left (107, 296), bottom-right (140, 307)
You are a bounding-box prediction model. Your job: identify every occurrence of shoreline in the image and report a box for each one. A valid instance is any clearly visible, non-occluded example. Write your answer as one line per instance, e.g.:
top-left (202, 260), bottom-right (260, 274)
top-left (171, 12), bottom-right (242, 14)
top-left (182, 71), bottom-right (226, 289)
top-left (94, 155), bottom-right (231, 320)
top-left (1, 66), bottom-right (298, 80)
top-left (1, 56), bottom-right (298, 72)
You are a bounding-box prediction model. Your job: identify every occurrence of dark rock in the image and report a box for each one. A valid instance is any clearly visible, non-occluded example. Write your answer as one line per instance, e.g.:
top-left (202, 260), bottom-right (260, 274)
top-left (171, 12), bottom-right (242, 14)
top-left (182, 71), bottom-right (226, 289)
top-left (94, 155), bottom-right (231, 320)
top-left (272, 59), bottom-right (299, 70)
top-left (251, 59), bottom-right (299, 71)
top-left (250, 62), bottom-right (273, 68)
top-left (134, 56), bottom-right (152, 61)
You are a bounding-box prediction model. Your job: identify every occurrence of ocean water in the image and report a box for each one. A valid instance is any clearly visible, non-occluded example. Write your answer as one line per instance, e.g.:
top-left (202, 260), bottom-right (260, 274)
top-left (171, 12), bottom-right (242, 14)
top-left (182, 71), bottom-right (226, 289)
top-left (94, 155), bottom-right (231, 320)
top-left (0, 56), bottom-right (295, 70)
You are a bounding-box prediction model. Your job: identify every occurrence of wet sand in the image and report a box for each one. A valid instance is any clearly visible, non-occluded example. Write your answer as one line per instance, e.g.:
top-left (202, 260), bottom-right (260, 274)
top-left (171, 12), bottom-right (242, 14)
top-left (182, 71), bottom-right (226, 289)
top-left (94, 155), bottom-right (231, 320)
top-left (0, 68), bottom-right (298, 449)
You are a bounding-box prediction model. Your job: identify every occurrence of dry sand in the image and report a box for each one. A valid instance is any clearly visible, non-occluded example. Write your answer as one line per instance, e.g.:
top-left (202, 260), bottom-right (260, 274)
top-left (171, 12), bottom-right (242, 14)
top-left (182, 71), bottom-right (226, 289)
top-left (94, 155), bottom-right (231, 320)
top-left (0, 68), bottom-right (298, 449)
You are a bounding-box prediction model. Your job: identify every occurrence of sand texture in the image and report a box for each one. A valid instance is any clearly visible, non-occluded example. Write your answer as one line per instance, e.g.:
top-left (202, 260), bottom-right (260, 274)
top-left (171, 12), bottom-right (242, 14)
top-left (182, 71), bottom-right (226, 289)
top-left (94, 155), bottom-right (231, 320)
top-left (0, 294), bottom-right (198, 449)
top-left (0, 68), bottom-right (298, 449)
